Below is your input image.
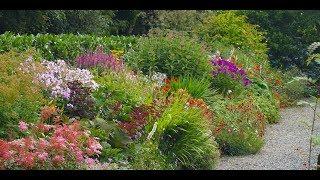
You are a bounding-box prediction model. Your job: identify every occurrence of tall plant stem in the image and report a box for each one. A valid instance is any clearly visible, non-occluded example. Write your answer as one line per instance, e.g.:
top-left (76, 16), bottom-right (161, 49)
top-left (309, 98), bottom-right (318, 170)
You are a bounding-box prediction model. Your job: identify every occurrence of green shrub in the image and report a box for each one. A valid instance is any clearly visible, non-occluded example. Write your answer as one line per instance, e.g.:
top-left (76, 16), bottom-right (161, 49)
top-left (249, 86), bottom-right (281, 124)
top-left (211, 94), bottom-right (265, 155)
top-left (129, 141), bottom-right (172, 170)
top-left (194, 11), bottom-right (268, 59)
top-left (211, 74), bottom-right (247, 97)
top-left (93, 68), bottom-right (155, 122)
top-left (0, 51), bottom-right (46, 138)
top-left (241, 10), bottom-right (320, 74)
top-left (151, 10), bottom-right (215, 33)
top-left (0, 32), bottom-right (138, 64)
top-left (124, 35), bottom-right (211, 78)
top-left (148, 90), bottom-right (220, 169)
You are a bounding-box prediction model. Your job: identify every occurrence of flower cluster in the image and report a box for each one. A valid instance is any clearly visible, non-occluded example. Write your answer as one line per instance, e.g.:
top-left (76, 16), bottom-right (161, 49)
top-left (76, 47), bottom-right (124, 70)
top-left (118, 105), bottom-right (158, 140)
top-left (65, 81), bottom-right (97, 120)
top-left (150, 72), bottom-right (167, 87)
top-left (40, 106), bottom-right (62, 124)
top-left (211, 57), bottom-right (251, 86)
top-left (0, 121), bottom-right (102, 170)
top-left (187, 98), bottom-right (214, 121)
top-left (161, 77), bottom-right (178, 93)
top-left (37, 60), bottom-right (98, 99)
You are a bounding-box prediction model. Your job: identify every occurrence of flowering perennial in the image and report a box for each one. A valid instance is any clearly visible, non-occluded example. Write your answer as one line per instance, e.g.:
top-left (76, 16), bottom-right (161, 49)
top-left (37, 60), bottom-right (98, 99)
top-left (0, 121), bottom-right (102, 170)
top-left (211, 57), bottom-right (251, 86)
top-left (76, 47), bottom-right (124, 70)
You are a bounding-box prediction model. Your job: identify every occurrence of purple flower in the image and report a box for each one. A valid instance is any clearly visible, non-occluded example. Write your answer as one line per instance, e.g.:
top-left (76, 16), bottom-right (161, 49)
top-left (75, 48), bottom-right (124, 70)
top-left (211, 57), bottom-right (251, 86)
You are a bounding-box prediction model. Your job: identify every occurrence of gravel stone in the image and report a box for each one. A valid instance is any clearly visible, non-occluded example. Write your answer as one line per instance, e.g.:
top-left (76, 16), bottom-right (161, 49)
top-left (217, 106), bottom-right (320, 170)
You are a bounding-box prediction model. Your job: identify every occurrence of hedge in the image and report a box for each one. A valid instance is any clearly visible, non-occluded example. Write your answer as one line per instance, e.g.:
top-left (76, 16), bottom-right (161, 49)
top-left (0, 32), bottom-right (138, 63)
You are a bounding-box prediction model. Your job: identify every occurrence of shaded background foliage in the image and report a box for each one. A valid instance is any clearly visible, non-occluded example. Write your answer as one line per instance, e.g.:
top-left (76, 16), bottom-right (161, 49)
top-left (1, 10), bottom-right (319, 77)
top-left (240, 10), bottom-right (320, 78)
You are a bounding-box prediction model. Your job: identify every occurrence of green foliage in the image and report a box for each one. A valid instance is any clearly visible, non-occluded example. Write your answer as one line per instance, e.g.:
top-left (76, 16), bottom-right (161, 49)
top-left (168, 76), bottom-right (217, 104)
top-left (241, 10), bottom-right (320, 78)
top-left (151, 10), bottom-right (215, 33)
top-left (275, 67), bottom-right (310, 106)
top-left (149, 90), bottom-right (220, 169)
top-left (0, 32), bottom-right (138, 64)
top-left (211, 74), bottom-right (246, 97)
top-left (194, 11), bottom-right (268, 57)
top-left (0, 51), bottom-right (46, 138)
top-left (129, 141), bottom-right (172, 170)
top-left (93, 68), bottom-right (155, 122)
top-left (250, 87), bottom-right (281, 124)
top-left (0, 10), bottom-right (115, 35)
top-left (124, 35), bottom-right (211, 78)
top-left (211, 94), bottom-right (265, 155)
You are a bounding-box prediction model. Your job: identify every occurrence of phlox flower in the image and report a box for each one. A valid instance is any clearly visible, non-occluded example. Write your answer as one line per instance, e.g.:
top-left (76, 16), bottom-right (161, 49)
top-left (18, 121), bottom-right (28, 132)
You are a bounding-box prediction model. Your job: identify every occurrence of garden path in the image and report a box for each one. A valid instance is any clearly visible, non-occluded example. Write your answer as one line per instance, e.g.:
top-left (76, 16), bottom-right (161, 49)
top-left (217, 105), bottom-right (320, 170)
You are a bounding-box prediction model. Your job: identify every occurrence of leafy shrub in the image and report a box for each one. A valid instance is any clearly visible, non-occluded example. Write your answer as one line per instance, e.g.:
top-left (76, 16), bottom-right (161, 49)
top-left (151, 10), bottom-right (215, 33)
top-left (0, 32), bottom-right (138, 63)
top-left (124, 35), bottom-right (211, 78)
top-left (0, 51), bottom-right (46, 138)
top-left (148, 89), bottom-right (220, 169)
top-left (0, 10), bottom-right (115, 35)
top-left (241, 10), bottom-right (320, 73)
top-left (248, 86), bottom-right (281, 124)
top-left (129, 141), bottom-right (172, 170)
top-left (93, 68), bottom-right (156, 122)
top-left (194, 11), bottom-right (268, 59)
top-left (211, 93), bottom-right (266, 155)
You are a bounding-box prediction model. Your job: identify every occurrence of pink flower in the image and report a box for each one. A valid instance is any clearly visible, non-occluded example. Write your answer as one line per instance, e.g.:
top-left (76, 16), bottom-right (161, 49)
top-left (52, 155), bottom-right (65, 165)
top-left (0, 140), bottom-right (11, 160)
top-left (19, 121), bottom-right (28, 132)
top-left (75, 150), bottom-right (84, 162)
top-left (84, 157), bottom-right (96, 167)
top-left (37, 152), bottom-right (48, 161)
top-left (38, 138), bottom-right (49, 150)
top-left (20, 152), bottom-right (35, 169)
top-left (50, 136), bottom-right (67, 150)
top-left (87, 138), bottom-right (102, 155)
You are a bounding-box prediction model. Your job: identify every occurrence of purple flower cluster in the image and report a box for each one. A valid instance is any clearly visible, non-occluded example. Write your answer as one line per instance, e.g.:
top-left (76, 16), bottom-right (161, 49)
top-left (76, 48), bottom-right (124, 70)
top-left (211, 57), bottom-right (251, 86)
top-left (37, 60), bottom-right (98, 99)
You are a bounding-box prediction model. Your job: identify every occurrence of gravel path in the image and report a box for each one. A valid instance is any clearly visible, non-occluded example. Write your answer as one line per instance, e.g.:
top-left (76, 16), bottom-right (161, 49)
top-left (217, 105), bottom-right (320, 170)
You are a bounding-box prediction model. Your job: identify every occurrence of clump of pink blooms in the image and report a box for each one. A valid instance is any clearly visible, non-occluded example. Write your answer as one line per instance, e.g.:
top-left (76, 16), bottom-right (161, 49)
top-left (0, 121), bottom-right (103, 170)
top-left (211, 56), bottom-right (251, 86)
top-left (76, 47), bottom-right (124, 70)
top-left (37, 60), bottom-right (99, 99)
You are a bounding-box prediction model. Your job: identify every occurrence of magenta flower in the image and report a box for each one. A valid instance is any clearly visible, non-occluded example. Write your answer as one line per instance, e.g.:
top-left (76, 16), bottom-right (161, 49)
top-left (76, 48), bottom-right (124, 70)
top-left (211, 57), bottom-right (251, 86)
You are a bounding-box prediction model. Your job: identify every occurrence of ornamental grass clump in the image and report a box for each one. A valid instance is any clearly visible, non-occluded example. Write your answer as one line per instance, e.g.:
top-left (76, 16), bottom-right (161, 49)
top-left (148, 89), bottom-right (220, 169)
